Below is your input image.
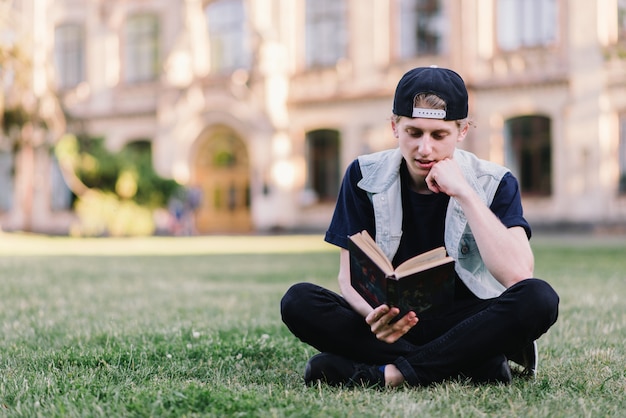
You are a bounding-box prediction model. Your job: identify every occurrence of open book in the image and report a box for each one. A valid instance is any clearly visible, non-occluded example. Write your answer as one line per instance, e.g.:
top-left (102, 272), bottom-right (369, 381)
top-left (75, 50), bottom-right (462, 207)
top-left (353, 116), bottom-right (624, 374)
top-left (348, 230), bottom-right (456, 316)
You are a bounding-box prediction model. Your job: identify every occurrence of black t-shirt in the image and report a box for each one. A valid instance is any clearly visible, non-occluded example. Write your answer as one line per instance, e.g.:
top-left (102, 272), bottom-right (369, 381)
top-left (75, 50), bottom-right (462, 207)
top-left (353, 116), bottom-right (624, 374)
top-left (324, 158), bottom-right (531, 269)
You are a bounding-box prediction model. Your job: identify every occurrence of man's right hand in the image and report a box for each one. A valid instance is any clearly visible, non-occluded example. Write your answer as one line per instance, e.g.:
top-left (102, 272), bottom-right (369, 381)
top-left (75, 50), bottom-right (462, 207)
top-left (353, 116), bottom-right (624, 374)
top-left (366, 305), bottom-right (419, 343)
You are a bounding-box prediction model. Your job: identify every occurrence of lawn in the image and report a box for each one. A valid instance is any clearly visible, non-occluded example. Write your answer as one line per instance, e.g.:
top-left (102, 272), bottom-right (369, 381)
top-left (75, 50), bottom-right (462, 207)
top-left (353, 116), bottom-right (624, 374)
top-left (0, 232), bottom-right (624, 417)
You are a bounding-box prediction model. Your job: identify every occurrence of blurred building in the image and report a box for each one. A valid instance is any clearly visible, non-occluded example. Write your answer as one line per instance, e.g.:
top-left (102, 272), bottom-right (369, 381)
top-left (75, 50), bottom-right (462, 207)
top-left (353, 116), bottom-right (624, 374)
top-left (1, 0), bottom-right (626, 234)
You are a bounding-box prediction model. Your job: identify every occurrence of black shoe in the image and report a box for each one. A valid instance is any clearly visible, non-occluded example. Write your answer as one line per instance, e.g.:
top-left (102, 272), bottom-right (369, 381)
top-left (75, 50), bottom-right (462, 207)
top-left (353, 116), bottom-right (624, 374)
top-left (304, 353), bottom-right (385, 388)
top-left (508, 341), bottom-right (538, 377)
top-left (463, 354), bottom-right (512, 385)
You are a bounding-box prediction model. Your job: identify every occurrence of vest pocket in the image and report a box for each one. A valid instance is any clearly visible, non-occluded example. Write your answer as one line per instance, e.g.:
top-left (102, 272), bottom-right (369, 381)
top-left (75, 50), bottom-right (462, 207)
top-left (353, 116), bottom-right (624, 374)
top-left (458, 234), bottom-right (477, 256)
top-left (457, 234), bottom-right (482, 274)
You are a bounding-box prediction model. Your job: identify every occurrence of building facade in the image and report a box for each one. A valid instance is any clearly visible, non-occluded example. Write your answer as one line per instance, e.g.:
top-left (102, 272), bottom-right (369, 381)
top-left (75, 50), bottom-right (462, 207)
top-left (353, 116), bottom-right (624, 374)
top-left (2, 0), bottom-right (626, 234)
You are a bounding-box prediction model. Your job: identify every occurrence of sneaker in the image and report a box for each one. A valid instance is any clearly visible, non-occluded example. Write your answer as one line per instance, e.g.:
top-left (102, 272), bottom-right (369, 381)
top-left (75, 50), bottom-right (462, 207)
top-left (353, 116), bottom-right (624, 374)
top-left (463, 354), bottom-right (512, 385)
top-left (508, 341), bottom-right (538, 377)
top-left (304, 352), bottom-right (385, 388)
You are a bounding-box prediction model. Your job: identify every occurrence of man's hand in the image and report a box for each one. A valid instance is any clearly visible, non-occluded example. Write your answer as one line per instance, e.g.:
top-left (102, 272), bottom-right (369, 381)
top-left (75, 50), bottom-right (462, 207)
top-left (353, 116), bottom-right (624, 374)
top-left (426, 159), bottom-right (534, 287)
top-left (365, 305), bottom-right (419, 343)
top-left (425, 158), bottom-right (469, 197)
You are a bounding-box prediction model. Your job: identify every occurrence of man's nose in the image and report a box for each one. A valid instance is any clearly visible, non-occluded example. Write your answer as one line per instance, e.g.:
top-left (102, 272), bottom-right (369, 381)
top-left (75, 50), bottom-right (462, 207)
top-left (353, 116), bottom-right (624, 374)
top-left (418, 136), bottom-right (433, 155)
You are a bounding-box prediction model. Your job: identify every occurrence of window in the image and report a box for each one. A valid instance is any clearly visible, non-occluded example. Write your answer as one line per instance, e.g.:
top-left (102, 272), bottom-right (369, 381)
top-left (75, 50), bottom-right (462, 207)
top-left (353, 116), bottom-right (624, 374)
top-left (306, 129), bottom-right (340, 202)
top-left (206, 0), bottom-right (250, 73)
top-left (504, 115), bottom-right (552, 196)
top-left (50, 156), bottom-right (72, 211)
top-left (54, 23), bottom-right (85, 89)
top-left (397, 0), bottom-right (446, 59)
top-left (0, 151), bottom-right (13, 212)
top-left (619, 0), bottom-right (626, 41)
top-left (497, 0), bottom-right (558, 50)
top-left (125, 14), bottom-right (160, 83)
top-left (305, 0), bottom-right (347, 68)
top-left (619, 115), bottom-right (626, 194)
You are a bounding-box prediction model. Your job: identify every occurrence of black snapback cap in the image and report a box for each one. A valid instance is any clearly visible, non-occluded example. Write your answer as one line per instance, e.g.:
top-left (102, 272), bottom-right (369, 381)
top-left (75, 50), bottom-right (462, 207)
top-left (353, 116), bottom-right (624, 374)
top-left (392, 66), bottom-right (468, 121)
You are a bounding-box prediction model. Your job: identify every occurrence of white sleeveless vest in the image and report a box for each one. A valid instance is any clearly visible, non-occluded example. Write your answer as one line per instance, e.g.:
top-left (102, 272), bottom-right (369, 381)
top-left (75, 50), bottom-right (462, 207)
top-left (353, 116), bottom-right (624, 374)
top-left (357, 148), bottom-right (510, 299)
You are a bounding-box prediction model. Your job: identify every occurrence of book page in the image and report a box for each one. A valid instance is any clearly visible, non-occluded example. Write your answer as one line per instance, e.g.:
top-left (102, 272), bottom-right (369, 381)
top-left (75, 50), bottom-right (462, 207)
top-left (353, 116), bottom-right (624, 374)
top-left (395, 255), bottom-right (454, 278)
top-left (394, 246), bottom-right (449, 277)
top-left (348, 231), bottom-right (393, 275)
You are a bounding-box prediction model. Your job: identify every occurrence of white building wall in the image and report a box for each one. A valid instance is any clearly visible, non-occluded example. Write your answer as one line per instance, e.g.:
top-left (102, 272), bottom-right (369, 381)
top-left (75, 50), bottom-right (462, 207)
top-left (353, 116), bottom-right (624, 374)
top-left (2, 0), bottom-right (626, 234)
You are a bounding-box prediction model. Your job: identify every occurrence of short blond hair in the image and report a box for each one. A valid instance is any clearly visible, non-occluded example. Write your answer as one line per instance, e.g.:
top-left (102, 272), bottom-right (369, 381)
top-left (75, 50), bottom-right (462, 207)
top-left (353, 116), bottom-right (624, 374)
top-left (391, 92), bottom-right (473, 130)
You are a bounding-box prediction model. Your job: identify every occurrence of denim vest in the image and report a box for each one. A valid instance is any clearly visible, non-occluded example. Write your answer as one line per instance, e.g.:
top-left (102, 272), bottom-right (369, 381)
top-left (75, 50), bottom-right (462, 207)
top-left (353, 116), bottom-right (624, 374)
top-left (357, 148), bottom-right (510, 299)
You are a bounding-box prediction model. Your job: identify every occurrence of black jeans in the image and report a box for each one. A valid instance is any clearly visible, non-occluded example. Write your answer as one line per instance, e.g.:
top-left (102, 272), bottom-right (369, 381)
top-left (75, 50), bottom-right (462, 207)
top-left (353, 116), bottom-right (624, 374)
top-left (280, 278), bottom-right (559, 386)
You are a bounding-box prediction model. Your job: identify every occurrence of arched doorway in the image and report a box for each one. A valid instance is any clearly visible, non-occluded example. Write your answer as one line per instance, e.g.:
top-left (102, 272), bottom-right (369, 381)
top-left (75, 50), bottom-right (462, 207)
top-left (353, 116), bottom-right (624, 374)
top-left (192, 126), bottom-right (252, 233)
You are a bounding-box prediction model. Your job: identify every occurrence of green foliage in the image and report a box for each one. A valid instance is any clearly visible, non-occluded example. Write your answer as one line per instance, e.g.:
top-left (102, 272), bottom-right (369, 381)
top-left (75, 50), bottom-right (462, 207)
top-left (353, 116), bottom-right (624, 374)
top-left (67, 135), bottom-right (180, 208)
top-left (72, 136), bottom-right (119, 192)
top-left (117, 141), bottom-right (181, 207)
top-left (71, 189), bottom-right (155, 237)
top-left (0, 234), bottom-right (624, 417)
top-left (54, 134), bottom-right (182, 236)
top-left (2, 106), bottom-right (30, 132)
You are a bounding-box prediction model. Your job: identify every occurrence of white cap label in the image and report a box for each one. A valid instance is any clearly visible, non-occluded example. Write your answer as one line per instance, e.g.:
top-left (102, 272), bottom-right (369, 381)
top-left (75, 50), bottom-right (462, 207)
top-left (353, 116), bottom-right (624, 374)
top-left (412, 108), bottom-right (446, 119)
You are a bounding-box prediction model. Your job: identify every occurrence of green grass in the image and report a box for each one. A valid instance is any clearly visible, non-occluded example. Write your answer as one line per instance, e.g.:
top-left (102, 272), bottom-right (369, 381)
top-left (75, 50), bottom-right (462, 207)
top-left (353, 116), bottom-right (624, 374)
top-left (0, 232), bottom-right (624, 417)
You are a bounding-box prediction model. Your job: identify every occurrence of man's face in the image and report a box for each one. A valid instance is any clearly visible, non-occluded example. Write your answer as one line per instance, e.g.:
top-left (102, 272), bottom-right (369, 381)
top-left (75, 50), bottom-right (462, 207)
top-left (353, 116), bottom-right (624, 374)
top-left (392, 116), bottom-right (468, 182)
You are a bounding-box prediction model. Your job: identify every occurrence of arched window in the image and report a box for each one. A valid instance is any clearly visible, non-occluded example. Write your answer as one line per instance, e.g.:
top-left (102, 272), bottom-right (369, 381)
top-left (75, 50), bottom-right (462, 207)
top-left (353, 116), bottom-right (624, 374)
top-left (306, 129), bottom-right (340, 202)
top-left (504, 115), bottom-right (552, 196)
top-left (497, 0), bottom-right (558, 51)
top-left (125, 14), bottom-right (160, 83)
top-left (619, 0), bottom-right (626, 41)
top-left (0, 150), bottom-right (13, 212)
top-left (305, 0), bottom-right (347, 68)
top-left (619, 114), bottom-right (626, 194)
top-left (205, 0), bottom-right (250, 73)
top-left (396, 0), bottom-right (446, 59)
top-left (54, 23), bottom-right (85, 89)
top-left (50, 155), bottom-right (72, 211)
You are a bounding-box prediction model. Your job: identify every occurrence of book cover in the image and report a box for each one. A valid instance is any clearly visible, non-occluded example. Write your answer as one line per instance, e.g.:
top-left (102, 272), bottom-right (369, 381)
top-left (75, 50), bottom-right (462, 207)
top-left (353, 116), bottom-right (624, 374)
top-left (348, 231), bottom-right (455, 316)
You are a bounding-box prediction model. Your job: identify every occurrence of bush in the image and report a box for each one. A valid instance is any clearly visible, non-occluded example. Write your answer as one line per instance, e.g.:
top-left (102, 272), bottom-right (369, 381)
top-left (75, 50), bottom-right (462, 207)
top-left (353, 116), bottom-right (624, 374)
top-left (56, 134), bottom-right (182, 237)
top-left (70, 189), bottom-right (155, 237)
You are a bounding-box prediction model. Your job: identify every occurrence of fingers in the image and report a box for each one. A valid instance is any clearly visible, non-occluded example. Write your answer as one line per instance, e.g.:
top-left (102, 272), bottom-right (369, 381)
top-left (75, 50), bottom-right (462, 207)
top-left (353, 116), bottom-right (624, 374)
top-left (425, 160), bottom-right (446, 194)
top-left (379, 311), bottom-right (418, 342)
top-left (426, 158), bottom-right (469, 197)
top-left (426, 173), bottom-right (441, 194)
top-left (365, 305), bottom-right (392, 325)
top-left (366, 307), bottom-right (419, 344)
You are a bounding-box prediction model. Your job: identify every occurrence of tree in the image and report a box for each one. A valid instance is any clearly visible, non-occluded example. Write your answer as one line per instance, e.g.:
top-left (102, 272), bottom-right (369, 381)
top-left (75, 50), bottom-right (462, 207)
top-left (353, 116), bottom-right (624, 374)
top-left (0, 0), bottom-right (66, 232)
top-left (1, 1), bottom-right (179, 236)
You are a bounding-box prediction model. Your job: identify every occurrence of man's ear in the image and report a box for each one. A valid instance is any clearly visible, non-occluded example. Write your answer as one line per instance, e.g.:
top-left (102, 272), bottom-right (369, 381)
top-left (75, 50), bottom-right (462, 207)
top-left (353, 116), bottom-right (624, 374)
top-left (391, 119), bottom-right (399, 138)
top-left (457, 122), bottom-right (469, 143)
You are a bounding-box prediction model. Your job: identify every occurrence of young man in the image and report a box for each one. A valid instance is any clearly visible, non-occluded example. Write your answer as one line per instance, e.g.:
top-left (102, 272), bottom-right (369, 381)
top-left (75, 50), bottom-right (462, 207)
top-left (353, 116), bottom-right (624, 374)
top-left (281, 66), bottom-right (559, 387)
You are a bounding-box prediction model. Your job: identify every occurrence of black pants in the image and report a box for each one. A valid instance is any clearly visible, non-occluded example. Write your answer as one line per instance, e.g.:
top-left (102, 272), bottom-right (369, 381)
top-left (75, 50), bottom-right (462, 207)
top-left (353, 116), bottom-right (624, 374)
top-left (280, 278), bottom-right (559, 385)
